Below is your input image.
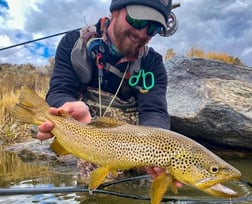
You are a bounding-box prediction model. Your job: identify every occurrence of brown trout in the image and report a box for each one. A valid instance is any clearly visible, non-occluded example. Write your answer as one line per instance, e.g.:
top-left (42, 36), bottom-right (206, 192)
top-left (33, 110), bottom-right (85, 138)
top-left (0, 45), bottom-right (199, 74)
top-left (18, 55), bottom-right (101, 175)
top-left (12, 86), bottom-right (241, 204)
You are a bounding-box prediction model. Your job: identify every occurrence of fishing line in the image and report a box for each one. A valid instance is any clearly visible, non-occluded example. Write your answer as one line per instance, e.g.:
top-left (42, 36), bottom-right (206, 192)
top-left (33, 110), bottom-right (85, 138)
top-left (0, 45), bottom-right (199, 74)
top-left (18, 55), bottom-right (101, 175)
top-left (0, 175), bottom-right (153, 201)
top-left (0, 175), bottom-right (252, 203)
top-left (100, 174), bottom-right (150, 188)
top-left (0, 28), bottom-right (82, 52)
top-left (102, 62), bottom-right (130, 117)
top-left (241, 179), bottom-right (252, 187)
top-left (1, 187), bottom-right (252, 203)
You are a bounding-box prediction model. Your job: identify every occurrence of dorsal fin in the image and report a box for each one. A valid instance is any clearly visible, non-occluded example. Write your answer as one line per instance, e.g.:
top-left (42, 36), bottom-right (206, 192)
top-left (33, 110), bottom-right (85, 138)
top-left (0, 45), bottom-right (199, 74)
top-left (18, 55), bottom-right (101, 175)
top-left (89, 117), bottom-right (127, 128)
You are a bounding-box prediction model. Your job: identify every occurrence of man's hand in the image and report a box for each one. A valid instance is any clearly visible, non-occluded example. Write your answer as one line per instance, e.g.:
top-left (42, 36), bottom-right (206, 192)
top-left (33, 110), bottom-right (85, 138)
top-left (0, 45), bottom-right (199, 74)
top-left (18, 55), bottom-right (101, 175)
top-left (145, 167), bottom-right (183, 188)
top-left (37, 101), bottom-right (91, 141)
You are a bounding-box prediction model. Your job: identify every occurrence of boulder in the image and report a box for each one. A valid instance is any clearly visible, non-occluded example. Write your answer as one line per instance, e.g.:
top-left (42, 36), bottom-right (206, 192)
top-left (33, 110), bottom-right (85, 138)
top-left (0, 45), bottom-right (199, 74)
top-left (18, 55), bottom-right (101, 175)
top-left (165, 56), bottom-right (252, 151)
top-left (5, 139), bottom-right (77, 165)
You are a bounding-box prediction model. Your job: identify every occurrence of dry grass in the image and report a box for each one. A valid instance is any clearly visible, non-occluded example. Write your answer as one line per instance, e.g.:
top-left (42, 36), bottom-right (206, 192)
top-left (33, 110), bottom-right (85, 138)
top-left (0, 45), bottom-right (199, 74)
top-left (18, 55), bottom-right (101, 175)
top-left (0, 63), bottom-right (49, 144)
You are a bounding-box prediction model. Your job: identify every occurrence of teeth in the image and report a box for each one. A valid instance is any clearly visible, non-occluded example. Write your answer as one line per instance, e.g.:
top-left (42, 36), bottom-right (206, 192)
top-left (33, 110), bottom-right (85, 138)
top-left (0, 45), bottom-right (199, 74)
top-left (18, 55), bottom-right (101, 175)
top-left (129, 34), bottom-right (139, 43)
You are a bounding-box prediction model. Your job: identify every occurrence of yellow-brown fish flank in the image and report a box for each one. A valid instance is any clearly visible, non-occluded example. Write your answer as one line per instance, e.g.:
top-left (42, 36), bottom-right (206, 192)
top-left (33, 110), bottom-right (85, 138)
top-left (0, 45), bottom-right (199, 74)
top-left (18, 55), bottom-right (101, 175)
top-left (12, 86), bottom-right (242, 204)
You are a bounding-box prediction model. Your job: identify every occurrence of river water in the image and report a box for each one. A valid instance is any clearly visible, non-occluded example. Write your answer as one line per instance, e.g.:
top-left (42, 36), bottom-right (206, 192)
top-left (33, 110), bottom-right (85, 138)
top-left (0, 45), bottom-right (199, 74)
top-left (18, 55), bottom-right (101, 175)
top-left (0, 146), bottom-right (252, 204)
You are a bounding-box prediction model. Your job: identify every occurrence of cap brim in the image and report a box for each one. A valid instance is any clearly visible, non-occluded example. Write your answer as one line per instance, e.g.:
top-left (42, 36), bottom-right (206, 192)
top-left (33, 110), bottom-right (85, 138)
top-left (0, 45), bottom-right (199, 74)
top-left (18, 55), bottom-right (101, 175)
top-left (126, 5), bottom-right (167, 29)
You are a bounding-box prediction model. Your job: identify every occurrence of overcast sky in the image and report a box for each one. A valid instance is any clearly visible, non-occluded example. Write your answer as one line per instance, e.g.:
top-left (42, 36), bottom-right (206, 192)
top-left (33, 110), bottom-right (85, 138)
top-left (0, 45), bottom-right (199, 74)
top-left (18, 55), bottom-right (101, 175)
top-left (0, 0), bottom-right (251, 67)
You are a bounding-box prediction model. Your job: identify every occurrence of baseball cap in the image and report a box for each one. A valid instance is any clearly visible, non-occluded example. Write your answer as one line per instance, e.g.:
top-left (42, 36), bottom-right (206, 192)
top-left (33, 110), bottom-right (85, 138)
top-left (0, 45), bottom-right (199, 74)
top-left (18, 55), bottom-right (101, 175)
top-left (126, 5), bottom-right (167, 29)
top-left (110, 0), bottom-right (172, 30)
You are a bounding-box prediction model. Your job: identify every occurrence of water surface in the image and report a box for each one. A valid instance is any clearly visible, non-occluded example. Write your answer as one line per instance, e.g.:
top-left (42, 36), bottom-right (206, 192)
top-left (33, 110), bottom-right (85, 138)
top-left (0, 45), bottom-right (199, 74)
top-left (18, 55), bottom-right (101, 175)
top-left (0, 146), bottom-right (251, 204)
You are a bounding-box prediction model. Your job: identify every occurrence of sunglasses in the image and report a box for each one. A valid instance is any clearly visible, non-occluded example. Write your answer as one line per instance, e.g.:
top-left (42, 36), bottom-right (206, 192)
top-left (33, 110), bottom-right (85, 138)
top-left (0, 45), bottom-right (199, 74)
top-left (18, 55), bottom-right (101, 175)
top-left (126, 15), bottom-right (163, 36)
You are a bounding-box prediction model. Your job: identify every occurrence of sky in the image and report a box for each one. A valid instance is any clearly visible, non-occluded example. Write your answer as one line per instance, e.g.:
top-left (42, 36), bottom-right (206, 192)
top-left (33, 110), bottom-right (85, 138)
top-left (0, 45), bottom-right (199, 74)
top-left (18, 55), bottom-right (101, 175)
top-left (0, 0), bottom-right (252, 67)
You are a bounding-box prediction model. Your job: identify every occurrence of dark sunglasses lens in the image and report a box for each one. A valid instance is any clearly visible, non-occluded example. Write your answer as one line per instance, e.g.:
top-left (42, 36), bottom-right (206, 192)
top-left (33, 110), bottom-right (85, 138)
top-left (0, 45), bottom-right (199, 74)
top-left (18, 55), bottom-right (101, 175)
top-left (126, 15), bottom-right (162, 36)
top-left (126, 15), bottom-right (148, 29)
top-left (147, 23), bottom-right (162, 36)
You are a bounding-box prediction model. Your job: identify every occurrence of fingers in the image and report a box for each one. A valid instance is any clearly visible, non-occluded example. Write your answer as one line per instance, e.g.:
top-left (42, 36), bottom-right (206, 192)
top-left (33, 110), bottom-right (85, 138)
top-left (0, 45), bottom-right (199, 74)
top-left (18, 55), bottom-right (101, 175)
top-left (145, 167), bottom-right (156, 178)
top-left (153, 166), bottom-right (165, 176)
top-left (174, 181), bottom-right (184, 188)
top-left (61, 101), bottom-right (91, 123)
top-left (48, 107), bottom-right (61, 115)
top-left (145, 167), bottom-right (184, 188)
top-left (37, 121), bottom-right (54, 140)
top-left (36, 102), bottom-right (91, 141)
top-left (145, 167), bottom-right (164, 178)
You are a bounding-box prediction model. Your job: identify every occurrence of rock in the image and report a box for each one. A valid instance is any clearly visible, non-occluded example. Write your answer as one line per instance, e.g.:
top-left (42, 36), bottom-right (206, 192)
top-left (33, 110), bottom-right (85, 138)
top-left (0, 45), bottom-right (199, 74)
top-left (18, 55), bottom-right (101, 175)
top-left (165, 56), bottom-right (252, 151)
top-left (5, 139), bottom-right (77, 165)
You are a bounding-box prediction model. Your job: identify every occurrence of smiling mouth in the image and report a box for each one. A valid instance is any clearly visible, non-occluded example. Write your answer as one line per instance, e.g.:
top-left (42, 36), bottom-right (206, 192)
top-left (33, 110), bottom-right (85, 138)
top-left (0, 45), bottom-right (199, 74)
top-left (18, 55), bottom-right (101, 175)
top-left (128, 33), bottom-right (140, 43)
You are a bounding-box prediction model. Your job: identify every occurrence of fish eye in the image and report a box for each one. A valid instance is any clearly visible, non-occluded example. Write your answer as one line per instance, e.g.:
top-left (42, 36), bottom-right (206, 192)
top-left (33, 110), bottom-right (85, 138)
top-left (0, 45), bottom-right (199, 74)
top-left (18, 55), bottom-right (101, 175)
top-left (210, 166), bottom-right (219, 173)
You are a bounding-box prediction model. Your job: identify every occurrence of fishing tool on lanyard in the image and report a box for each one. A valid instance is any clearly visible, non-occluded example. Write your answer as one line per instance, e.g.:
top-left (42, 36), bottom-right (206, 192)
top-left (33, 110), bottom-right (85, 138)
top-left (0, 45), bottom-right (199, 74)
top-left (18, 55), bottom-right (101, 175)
top-left (85, 19), bottom-right (131, 117)
top-left (86, 38), bottom-right (108, 83)
top-left (86, 37), bottom-right (108, 116)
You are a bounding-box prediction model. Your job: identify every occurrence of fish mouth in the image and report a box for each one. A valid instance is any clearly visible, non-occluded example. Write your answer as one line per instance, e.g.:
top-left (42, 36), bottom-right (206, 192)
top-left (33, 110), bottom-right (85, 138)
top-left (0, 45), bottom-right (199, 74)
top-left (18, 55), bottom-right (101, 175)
top-left (203, 183), bottom-right (238, 198)
top-left (194, 175), bottom-right (241, 198)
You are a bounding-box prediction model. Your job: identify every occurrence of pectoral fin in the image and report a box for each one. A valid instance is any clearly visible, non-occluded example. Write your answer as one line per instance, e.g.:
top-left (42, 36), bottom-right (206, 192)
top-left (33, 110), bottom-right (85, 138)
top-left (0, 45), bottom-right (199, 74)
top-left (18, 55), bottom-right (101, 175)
top-left (150, 173), bottom-right (172, 204)
top-left (89, 166), bottom-right (110, 191)
top-left (50, 139), bottom-right (70, 155)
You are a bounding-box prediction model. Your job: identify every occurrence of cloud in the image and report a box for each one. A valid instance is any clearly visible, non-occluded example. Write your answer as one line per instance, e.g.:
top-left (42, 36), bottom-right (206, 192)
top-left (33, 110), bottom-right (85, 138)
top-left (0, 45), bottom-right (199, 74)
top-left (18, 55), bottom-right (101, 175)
top-left (0, 0), bottom-right (252, 67)
top-left (153, 0), bottom-right (252, 66)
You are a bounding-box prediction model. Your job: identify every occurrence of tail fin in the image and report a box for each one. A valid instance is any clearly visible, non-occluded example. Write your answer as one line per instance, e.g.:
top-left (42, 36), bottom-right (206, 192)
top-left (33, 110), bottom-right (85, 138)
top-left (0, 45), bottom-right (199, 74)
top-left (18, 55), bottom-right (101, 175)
top-left (12, 86), bottom-right (49, 125)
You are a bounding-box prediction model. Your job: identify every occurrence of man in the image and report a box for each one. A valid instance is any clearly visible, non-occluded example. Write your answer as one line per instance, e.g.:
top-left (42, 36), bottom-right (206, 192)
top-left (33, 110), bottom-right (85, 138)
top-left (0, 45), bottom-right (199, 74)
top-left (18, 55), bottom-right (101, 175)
top-left (37, 0), bottom-right (182, 184)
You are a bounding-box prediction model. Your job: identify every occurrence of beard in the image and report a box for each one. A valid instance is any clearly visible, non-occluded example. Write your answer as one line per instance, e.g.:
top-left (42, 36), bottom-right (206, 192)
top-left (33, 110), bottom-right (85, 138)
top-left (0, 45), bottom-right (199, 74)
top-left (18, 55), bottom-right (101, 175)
top-left (112, 18), bottom-right (149, 57)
